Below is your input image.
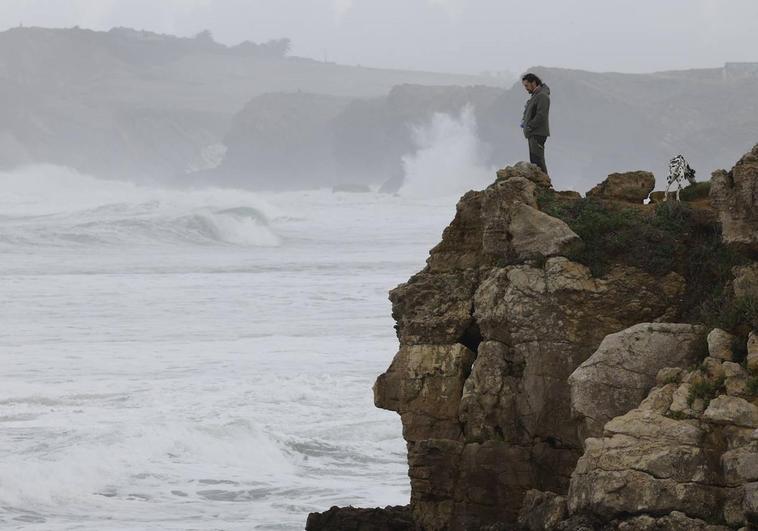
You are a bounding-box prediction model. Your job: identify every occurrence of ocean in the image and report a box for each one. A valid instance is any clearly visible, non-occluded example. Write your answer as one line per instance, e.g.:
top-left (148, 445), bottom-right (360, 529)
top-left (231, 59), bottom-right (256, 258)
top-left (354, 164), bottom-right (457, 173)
top-left (0, 166), bottom-right (463, 530)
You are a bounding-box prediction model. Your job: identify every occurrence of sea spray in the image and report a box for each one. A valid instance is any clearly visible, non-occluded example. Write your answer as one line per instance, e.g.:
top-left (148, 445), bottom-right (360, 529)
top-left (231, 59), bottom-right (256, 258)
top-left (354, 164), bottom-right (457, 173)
top-left (399, 104), bottom-right (495, 198)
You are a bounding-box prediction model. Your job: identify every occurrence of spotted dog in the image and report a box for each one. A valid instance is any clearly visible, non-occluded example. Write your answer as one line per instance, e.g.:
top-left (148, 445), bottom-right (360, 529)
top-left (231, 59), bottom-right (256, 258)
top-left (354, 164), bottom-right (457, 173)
top-left (665, 155), bottom-right (696, 201)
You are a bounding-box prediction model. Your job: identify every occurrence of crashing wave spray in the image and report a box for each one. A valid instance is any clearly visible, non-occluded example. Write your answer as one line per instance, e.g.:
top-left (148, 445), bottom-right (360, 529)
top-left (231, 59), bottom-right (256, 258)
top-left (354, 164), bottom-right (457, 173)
top-left (399, 104), bottom-right (495, 198)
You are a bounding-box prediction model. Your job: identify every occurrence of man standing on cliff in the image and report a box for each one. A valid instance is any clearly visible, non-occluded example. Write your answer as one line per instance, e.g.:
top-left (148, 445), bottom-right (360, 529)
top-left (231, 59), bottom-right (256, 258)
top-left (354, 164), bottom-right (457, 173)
top-left (521, 73), bottom-right (551, 175)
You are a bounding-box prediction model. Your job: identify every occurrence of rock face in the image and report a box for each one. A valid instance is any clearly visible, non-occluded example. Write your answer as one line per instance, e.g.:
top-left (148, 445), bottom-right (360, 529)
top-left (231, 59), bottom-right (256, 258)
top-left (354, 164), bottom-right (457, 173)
top-left (310, 146), bottom-right (758, 531)
top-left (566, 355), bottom-right (758, 529)
top-left (711, 143), bottom-right (758, 252)
top-left (373, 164), bottom-right (686, 530)
top-left (586, 171), bottom-right (656, 203)
top-left (305, 506), bottom-right (414, 531)
top-left (569, 323), bottom-right (704, 443)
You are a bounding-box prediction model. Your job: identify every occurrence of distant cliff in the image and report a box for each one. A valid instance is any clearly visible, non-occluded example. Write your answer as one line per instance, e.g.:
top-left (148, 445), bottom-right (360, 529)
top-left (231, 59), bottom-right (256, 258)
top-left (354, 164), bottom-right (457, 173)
top-left (0, 26), bottom-right (495, 181)
top-left (307, 145), bottom-right (758, 530)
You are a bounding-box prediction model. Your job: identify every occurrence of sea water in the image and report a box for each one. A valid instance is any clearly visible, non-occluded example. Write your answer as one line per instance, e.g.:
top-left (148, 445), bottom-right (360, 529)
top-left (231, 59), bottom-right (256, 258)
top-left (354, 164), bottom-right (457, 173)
top-left (0, 166), bottom-right (462, 530)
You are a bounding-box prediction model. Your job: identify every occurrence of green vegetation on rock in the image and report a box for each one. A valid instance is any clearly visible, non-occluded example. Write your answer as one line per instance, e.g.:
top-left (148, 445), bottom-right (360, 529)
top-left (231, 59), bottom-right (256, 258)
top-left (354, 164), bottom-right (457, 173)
top-left (537, 192), bottom-right (753, 333)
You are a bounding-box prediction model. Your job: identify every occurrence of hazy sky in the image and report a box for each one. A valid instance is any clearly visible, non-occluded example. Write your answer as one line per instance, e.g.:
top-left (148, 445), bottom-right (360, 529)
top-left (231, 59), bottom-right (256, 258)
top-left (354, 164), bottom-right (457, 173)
top-left (1, 0), bottom-right (756, 75)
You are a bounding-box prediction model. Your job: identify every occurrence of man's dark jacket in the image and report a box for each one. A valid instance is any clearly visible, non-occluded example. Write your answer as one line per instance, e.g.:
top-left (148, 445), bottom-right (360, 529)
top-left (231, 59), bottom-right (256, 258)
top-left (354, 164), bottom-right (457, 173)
top-left (521, 84), bottom-right (551, 138)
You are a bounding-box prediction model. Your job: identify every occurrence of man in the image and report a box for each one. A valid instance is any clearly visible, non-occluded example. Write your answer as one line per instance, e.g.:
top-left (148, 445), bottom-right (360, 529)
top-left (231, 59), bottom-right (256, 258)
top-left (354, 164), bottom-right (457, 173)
top-left (521, 73), bottom-right (551, 175)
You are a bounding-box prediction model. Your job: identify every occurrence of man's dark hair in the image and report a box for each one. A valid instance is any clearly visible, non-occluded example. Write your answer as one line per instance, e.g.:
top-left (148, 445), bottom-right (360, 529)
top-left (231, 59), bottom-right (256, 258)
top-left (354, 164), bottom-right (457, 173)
top-left (522, 73), bottom-right (543, 85)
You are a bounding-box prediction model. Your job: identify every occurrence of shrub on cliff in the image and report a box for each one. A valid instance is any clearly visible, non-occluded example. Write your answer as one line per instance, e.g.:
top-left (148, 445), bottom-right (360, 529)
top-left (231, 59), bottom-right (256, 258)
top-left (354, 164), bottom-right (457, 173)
top-left (537, 192), bottom-right (752, 333)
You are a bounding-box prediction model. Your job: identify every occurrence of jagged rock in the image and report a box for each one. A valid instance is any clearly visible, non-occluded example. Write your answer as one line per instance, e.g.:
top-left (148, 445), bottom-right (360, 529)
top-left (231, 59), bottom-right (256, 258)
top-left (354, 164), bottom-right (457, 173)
top-left (564, 353), bottom-right (758, 529)
top-left (708, 328), bottom-right (736, 361)
top-left (568, 410), bottom-right (722, 522)
top-left (496, 161), bottom-right (552, 189)
top-left (724, 361), bottom-right (749, 397)
top-left (508, 202), bottom-right (580, 260)
top-left (748, 331), bottom-right (758, 374)
top-left (702, 395), bottom-right (758, 428)
top-left (357, 153), bottom-right (758, 531)
top-left (586, 171), bottom-right (655, 203)
top-left (710, 143), bottom-right (758, 252)
top-left (425, 174), bottom-right (538, 272)
top-left (722, 442), bottom-right (758, 485)
top-left (733, 264), bottom-right (758, 300)
top-left (702, 356), bottom-right (726, 381)
top-left (374, 344), bottom-right (476, 441)
top-left (517, 490), bottom-right (567, 531)
top-left (305, 505), bottom-right (414, 531)
top-left (669, 382), bottom-right (705, 417)
top-left (383, 260), bottom-right (685, 526)
top-left (656, 367), bottom-right (686, 385)
top-left (638, 383), bottom-right (677, 414)
top-left (389, 269), bottom-right (479, 345)
top-left (569, 323), bottom-right (704, 442)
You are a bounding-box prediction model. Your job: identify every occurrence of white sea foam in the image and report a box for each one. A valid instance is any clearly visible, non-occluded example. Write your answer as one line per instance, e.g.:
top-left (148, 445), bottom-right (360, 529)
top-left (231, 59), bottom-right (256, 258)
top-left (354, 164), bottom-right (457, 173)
top-left (399, 104), bottom-right (495, 198)
top-left (0, 165), bottom-right (281, 248)
top-left (0, 176), bottom-right (459, 530)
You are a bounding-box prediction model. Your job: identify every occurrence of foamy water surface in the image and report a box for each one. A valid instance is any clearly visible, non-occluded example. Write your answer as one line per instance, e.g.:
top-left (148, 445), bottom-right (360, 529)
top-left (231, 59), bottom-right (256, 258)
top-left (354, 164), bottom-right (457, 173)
top-left (0, 167), bottom-right (463, 530)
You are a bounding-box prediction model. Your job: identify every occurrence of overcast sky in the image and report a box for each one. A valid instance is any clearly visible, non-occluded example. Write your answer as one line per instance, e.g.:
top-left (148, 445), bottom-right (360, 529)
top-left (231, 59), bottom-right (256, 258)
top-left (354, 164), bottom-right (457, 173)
top-left (1, 0), bottom-right (756, 75)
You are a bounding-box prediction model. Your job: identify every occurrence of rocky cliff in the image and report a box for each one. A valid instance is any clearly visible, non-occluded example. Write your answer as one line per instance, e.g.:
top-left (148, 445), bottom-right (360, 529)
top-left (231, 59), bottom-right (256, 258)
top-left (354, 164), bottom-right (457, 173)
top-left (307, 144), bottom-right (758, 530)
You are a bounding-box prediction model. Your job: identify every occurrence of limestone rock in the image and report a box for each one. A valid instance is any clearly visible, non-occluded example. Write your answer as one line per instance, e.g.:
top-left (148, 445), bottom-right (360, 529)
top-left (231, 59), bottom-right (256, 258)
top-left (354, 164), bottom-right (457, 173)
top-left (407, 439), bottom-right (536, 531)
top-left (748, 331), bottom-right (758, 374)
top-left (389, 269), bottom-right (479, 345)
top-left (710, 143), bottom-right (758, 252)
top-left (638, 383), bottom-right (677, 414)
top-left (496, 161), bottom-right (552, 189)
top-left (733, 264), bottom-right (758, 300)
top-left (507, 202), bottom-right (580, 260)
top-left (708, 328), bottom-right (736, 361)
top-left (569, 323), bottom-right (704, 441)
top-left (586, 171), bottom-right (655, 203)
top-left (614, 512), bottom-right (731, 530)
top-left (669, 382), bottom-right (705, 417)
top-left (721, 443), bottom-right (758, 485)
top-left (569, 409), bottom-right (720, 523)
top-left (517, 490), bottom-right (567, 531)
top-left (373, 344), bottom-right (476, 441)
top-left (703, 395), bottom-right (758, 428)
top-left (656, 367), bottom-right (686, 385)
top-left (424, 172), bottom-right (541, 272)
top-left (702, 356), bottom-right (726, 380)
top-left (723, 361), bottom-right (749, 397)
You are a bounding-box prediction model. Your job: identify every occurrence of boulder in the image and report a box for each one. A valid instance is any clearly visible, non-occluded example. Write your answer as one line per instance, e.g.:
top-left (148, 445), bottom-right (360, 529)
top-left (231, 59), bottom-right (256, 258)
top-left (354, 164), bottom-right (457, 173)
top-left (496, 161), bottom-right (552, 189)
top-left (569, 323), bottom-right (704, 442)
top-left (565, 359), bottom-right (758, 528)
top-left (586, 171), bottom-right (655, 203)
top-left (702, 395), bottom-right (758, 428)
top-left (733, 264), bottom-right (758, 300)
top-left (710, 143), bottom-right (758, 252)
top-left (507, 202), bottom-right (580, 260)
top-left (748, 331), bottom-right (758, 374)
top-left (707, 328), bottom-right (736, 361)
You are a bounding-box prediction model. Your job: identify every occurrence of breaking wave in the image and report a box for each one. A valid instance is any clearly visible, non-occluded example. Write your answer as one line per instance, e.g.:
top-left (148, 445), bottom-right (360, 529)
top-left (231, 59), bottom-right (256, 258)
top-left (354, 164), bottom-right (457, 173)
top-left (0, 165), bottom-right (281, 248)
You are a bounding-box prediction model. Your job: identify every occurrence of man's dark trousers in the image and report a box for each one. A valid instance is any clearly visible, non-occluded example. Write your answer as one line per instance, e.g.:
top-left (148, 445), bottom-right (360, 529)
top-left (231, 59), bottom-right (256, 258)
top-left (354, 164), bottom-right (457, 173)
top-left (528, 135), bottom-right (548, 174)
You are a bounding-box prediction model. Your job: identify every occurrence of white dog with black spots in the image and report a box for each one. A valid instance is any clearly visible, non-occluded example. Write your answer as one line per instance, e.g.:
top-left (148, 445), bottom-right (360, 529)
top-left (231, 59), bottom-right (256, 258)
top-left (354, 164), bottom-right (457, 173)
top-left (665, 155), bottom-right (696, 201)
